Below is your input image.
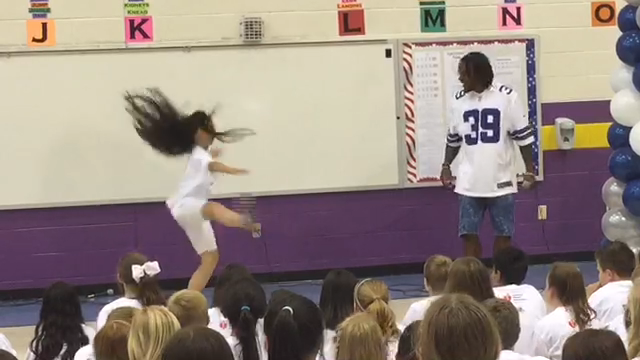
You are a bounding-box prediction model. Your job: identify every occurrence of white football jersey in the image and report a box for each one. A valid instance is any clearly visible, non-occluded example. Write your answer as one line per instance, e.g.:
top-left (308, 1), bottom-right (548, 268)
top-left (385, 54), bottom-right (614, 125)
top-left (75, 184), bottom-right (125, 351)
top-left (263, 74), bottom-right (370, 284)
top-left (447, 84), bottom-right (534, 197)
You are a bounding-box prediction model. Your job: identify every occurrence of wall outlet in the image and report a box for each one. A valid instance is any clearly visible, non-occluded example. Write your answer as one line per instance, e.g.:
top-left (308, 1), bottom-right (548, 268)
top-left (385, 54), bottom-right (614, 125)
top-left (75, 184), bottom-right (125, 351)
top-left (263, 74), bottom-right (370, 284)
top-left (538, 205), bottom-right (548, 220)
top-left (252, 223), bottom-right (262, 238)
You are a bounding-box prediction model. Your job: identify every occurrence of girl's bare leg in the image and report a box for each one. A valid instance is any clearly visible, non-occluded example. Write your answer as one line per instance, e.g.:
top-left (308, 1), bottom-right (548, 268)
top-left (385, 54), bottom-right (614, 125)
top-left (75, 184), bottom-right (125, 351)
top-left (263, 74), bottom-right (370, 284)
top-left (201, 202), bottom-right (258, 231)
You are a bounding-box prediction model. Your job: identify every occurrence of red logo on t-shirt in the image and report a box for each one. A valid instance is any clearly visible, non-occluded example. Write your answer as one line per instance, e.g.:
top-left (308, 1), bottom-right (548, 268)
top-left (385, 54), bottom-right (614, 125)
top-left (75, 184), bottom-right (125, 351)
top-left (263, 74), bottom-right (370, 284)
top-left (220, 321), bottom-right (228, 330)
top-left (568, 320), bottom-right (577, 328)
top-left (502, 294), bottom-right (513, 302)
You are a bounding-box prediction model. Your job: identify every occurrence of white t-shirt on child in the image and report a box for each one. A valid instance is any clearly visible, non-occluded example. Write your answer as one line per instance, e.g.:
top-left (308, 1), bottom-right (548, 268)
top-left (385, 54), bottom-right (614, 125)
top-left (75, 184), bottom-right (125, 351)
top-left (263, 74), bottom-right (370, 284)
top-left (208, 307), bottom-right (232, 338)
top-left (72, 345), bottom-right (94, 360)
top-left (0, 334), bottom-right (16, 357)
top-left (499, 350), bottom-right (549, 360)
top-left (401, 295), bottom-right (441, 327)
top-left (318, 329), bottom-right (336, 360)
top-left (96, 297), bottom-right (143, 330)
top-left (532, 306), bottom-right (603, 360)
top-left (588, 280), bottom-right (632, 326)
top-left (318, 324), bottom-right (404, 360)
top-left (609, 313), bottom-right (628, 348)
top-left (26, 325), bottom-right (96, 360)
top-left (225, 320), bottom-right (267, 360)
top-left (493, 284), bottom-right (546, 355)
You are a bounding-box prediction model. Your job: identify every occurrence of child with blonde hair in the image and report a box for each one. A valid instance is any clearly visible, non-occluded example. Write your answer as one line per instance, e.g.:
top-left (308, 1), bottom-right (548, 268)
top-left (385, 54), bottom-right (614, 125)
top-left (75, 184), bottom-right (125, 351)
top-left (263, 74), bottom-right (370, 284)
top-left (168, 290), bottom-right (210, 327)
top-left (336, 313), bottom-right (386, 360)
top-left (354, 279), bottom-right (402, 360)
top-left (128, 306), bottom-right (181, 360)
top-left (402, 255), bottom-right (451, 326)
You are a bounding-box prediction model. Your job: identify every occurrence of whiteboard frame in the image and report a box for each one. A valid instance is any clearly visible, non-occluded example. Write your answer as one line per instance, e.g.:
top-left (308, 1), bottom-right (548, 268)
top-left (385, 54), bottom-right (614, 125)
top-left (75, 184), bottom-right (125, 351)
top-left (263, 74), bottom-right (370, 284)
top-left (0, 39), bottom-right (404, 210)
top-left (394, 34), bottom-right (544, 189)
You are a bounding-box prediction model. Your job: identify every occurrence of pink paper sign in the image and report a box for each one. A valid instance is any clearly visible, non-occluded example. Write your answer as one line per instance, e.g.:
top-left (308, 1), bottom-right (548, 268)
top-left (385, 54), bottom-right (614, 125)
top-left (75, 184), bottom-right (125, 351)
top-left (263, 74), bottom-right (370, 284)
top-left (125, 16), bottom-right (154, 44)
top-left (498, 4), bottom-right (523, 30)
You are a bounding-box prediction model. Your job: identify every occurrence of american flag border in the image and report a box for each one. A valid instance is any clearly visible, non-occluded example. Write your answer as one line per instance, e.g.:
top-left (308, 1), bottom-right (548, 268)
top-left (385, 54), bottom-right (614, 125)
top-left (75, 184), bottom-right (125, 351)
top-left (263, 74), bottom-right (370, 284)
top-left (403, 38), bottom-right (540, 183)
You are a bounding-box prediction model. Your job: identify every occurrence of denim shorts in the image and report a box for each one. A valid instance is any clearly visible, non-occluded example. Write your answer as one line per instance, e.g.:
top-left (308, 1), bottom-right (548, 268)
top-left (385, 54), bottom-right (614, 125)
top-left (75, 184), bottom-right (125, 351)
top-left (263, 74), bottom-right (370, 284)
top-left (458, 194), bottom-right (515, 237)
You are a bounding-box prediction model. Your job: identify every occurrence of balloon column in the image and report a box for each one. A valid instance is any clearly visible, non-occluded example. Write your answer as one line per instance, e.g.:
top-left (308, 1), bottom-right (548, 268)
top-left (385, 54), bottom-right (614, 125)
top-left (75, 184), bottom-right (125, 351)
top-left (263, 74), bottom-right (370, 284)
top-left (603, 3), bottom-right (640, 252)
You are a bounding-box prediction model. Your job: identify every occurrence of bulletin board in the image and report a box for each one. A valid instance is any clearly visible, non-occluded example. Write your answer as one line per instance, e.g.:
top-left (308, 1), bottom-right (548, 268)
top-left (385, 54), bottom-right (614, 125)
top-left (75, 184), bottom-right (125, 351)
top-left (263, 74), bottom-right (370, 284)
top-left (397, 36), bottom-right (543, 187)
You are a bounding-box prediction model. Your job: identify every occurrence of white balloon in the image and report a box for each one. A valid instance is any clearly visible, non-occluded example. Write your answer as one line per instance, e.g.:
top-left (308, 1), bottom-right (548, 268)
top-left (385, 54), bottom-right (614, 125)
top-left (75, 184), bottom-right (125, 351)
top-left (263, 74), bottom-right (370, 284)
top-left (611, 88), bottom-right (640, 127)
top-left (611, 64), bottom-right (635, 93)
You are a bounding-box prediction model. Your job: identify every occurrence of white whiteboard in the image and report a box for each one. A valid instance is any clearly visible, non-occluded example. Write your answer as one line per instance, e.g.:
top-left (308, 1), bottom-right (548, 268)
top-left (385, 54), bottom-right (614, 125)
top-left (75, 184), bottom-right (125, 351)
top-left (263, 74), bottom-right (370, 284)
top-left (400, 37), bottom-right (542, 186)
top-left (0, 42), bottom-right (399, 208)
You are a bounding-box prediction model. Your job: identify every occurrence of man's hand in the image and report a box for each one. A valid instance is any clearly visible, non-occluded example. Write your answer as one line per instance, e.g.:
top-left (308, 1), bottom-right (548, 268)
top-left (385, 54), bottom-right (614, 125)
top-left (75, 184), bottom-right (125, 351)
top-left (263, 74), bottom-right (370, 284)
top-left (521, 172), bottom-right (536, 190)
top-left (440, 165), bottom-right (454, 188)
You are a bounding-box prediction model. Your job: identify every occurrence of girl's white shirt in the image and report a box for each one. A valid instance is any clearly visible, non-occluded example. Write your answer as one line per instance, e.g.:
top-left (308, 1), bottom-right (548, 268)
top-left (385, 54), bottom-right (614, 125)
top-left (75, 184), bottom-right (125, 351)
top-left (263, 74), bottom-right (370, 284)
top-left (499, 350), bottom-right (549, 360)
top-left (0, 334), bottom-right (17, 357)
top-left (318, 324), bottom-right (404, 360)
top-left (532, 306), bottom-right (604, 360)
top-left (95, 297), bottom-right (142, 330)
top-left (72, 345), bottom-right (94, 360)
top-left (166, 146), bottom-right (214, 208)
top-left (25, 325), bottom-right (96, 360)
top-left (224, 320), bottom-right (267, 360)
top-left (208, 307), bottom-right (232, 338)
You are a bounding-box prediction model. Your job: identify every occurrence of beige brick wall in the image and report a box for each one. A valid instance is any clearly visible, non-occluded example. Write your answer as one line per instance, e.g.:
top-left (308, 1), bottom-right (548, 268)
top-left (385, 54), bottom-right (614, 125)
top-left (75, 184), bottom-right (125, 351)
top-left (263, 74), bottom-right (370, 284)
top-left (1, 0), bottom-right (623, 102)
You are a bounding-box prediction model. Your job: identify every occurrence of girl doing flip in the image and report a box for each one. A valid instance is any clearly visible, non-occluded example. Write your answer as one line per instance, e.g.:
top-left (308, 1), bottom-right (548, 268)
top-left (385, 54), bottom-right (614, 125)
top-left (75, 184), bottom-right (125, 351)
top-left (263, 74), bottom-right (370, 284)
top-left (124, 88), bottom-right (259, 292)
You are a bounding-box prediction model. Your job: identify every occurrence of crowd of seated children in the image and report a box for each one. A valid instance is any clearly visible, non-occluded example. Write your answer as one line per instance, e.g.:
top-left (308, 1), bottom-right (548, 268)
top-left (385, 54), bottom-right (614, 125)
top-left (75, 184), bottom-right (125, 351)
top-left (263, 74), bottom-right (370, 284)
top-left (4, 241), bottom-right (640, 360)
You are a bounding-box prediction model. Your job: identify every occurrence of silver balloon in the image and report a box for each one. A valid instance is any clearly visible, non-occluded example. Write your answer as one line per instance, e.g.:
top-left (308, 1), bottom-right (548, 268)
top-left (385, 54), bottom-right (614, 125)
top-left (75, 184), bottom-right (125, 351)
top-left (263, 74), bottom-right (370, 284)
top-left (602, 177), bottom-right (626, 209)
top-left (602, 208), bottom-right (640, 241)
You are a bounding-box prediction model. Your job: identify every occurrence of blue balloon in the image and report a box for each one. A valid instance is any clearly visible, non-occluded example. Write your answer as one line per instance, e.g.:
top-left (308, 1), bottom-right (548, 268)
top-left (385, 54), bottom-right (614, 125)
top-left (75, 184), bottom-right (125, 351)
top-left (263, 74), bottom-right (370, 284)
top-left (608, 123), bottom-right (632, 149)
top-left (633, 63), bottom-right (640, 92)
top-left (617, 31), bottom-right (640, 66)
top-left (624, 179), bottom-right (640, 216)
top-left (619, 5), bottom-right (639, 32)
top-left (601, 238), bottom-right (612, 249)
top-left (609, 147), bottom-right (640, 182)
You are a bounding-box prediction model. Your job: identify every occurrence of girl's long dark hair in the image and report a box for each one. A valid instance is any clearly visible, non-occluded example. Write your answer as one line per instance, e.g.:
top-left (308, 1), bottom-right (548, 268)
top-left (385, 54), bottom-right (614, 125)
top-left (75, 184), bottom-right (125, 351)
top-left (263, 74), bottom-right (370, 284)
top-left (220, 278), bottom-right (267, 360)
top-left (548, 262), bottom-right (596, 330)
top-left (125, 88), bottom-right (226, 157)
top-left (319, 269), bottom-right (358, 330)
top-left (212, 263), bottom-right (252, 307)
top-left (264, 293), bottom-right (324, 360)
top-left (29, 282), bottom-right (89, 360)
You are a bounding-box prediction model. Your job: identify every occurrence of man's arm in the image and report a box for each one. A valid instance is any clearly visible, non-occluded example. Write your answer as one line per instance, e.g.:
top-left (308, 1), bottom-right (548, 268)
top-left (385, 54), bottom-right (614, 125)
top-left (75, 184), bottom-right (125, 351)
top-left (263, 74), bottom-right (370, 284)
top-left (443, 145), bottom-right (460, 166)
top-left (519, 143), bottom-right (535, 174)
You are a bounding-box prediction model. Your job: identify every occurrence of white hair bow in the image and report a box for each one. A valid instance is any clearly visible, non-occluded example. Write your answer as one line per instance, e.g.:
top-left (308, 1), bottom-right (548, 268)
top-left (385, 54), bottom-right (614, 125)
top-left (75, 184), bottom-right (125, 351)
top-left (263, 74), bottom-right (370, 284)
top-left (131, 261), bottom-right (161, 283)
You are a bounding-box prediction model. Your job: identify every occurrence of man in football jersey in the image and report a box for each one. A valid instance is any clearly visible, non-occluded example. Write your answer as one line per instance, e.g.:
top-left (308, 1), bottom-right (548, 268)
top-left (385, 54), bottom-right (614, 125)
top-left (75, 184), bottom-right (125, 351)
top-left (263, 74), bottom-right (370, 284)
top-left (440, 52), bottom-right (536, 258)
